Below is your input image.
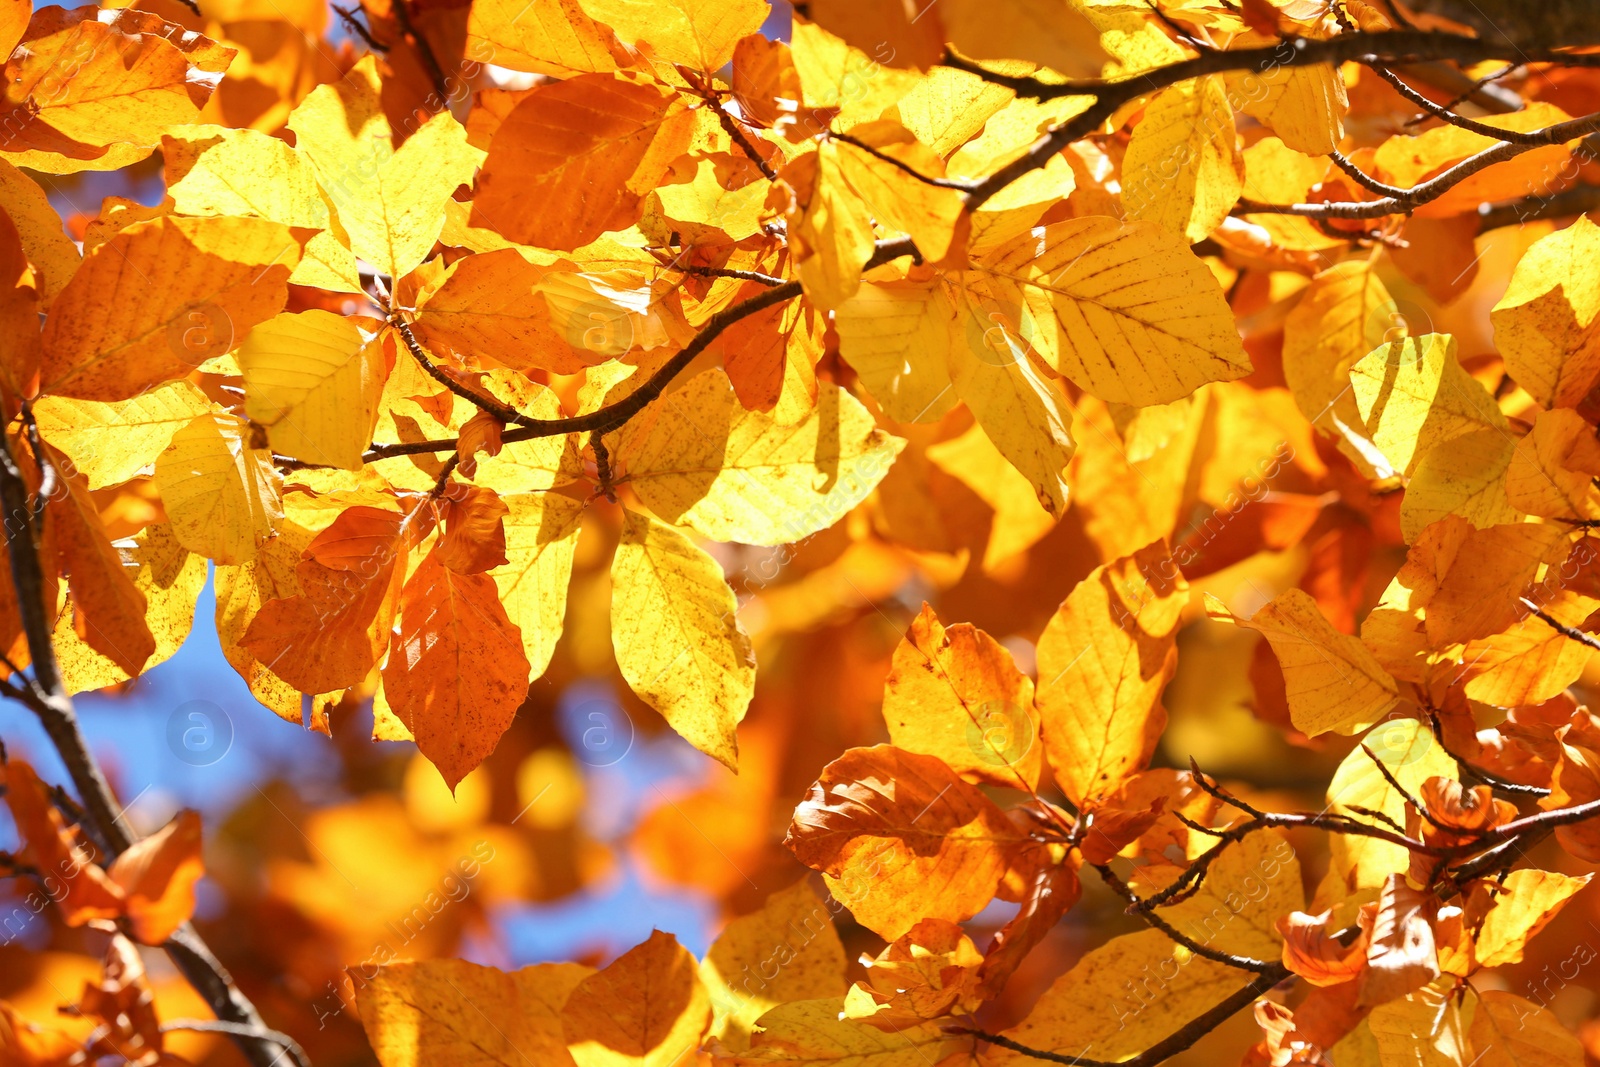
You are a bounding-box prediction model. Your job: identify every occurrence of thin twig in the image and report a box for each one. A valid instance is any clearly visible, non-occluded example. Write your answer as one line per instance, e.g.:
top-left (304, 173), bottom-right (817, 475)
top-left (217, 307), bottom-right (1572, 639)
top-left (1328, 148), bottom-right (1411, 199)
top-left (333, 4), bottom-right (389, 52)
top-left (390, 0), bottom-right (450, 107)
top-left (828, 132), bottom-right (977, 190)
top-left (1368, 63), bottom-right (1546, 143)
top-left (161, 1020), bottom-right (310, 1067)
top-left (955, 964), bottom-right (1290, 1067)
top-left (1094, 864), bottom-right (1277, 973)
top-left (1520, 596), bottom-right (1600, 651)
top-left (390, 317), bottom-right (523, 426)
top-left (680, 68), bottom-right (779, 181)
top-left (0, 439), bottom-right (294, 1067)
top-left (279, 237), bottom-right (920, 473)
top-left (1237, 110), bottom-right (1600, 219)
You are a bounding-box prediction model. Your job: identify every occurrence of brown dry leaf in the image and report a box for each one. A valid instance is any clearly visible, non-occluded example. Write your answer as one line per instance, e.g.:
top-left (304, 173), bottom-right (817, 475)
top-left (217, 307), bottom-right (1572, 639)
top-left (785, 745), bottom-right (1025, 940)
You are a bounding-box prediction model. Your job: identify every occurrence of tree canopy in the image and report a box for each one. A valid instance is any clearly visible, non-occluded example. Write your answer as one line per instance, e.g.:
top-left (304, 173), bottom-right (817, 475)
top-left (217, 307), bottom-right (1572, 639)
top-left (4, 1), bottom-right (1600, 1066)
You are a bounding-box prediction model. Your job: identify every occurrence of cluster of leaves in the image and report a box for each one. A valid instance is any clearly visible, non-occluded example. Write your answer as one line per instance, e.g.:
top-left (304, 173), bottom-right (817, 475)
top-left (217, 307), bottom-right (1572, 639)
top-left (4, 0), bottom-right (1600, 1064)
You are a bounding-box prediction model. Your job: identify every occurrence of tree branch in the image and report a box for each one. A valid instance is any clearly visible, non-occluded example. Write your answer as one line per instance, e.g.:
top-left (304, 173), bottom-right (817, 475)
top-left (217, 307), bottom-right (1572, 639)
top-left (1093, 864), bottom-right (1277, 973)
top-left (957, 964), bottom-right (1290, 1066)
top-left (0, 438), bottom-right (295, 1067)
top-left (1520, 596), bottom-right (1600, 652)
top-left (953, 30), bottom-right (1600, 212)
top-left (390, 0), bottom-right (450, 108)
top-left (281, 237), bottom-right (921, 472)
top-left (1236, 110), bottom-right (1600, 219)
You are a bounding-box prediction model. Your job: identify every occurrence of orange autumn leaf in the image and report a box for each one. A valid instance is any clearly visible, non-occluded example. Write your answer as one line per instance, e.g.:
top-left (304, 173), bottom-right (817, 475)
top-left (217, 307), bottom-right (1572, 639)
top-left (1037, 541), bottom-right (1185, 807)
top-left (382, 548), bottom-right (531, 790)
top-left (560, 929), bottom-right (711, 1067)
top-left (880, 602), bottom-right (1043, 791)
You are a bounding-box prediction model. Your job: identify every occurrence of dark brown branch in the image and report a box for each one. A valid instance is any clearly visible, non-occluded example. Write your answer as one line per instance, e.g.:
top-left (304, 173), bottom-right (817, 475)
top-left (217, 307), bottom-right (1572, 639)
top-left (1520, 596), bottom-right (1600, 652)
top-left (1236, 110), bottom-right (1600, 219)
top-left (1423, 62), bottom-right (1521, 118)
top-left (162, 1019), bottom-right (309, 1067)
top-left (952, 31), bottom-right (1600, 212)
top-left (680, 68), bottom-right (779, 181)
top-left (1328, 148), bottom-right (1410, 199)
top-left (279, 237), bottom-right (921, 473)
top-left (1478, 183), bottom-right (1600, 229)
top-left (390, 0), bottom-right (449, 106)
top-left (1093, 864), bottom-right (1277, 973)
top-left (829, 132), bottom-right (978, 190)
top-left (957, 964), bottom-right (1290, 1066)
top-left (390, 317), bottom-right (523, 425)
top-left (0, 440), bottom-right (294, 1067)
top-left (672, 264), bottom-right (787, 287)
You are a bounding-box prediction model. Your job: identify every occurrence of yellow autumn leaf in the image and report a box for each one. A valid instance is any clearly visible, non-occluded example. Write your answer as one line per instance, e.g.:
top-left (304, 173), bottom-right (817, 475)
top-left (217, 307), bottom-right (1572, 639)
top-left (1469, 869), bottom-right (1590, 970)
top-left (1491, 214), bottom-right (1600, 409)
top-left (287, 56), bottom-right (484, 279)
top-left (991, 929), bottom-right (1249, 1065)
top-left (465, 0), bottom-right (624, 78)
top-left (1463, 590), bottom-right (1600, 707)
top-left (358, 959), bottom-right (592, 1067)
top-left (882, 603), bottom-right (1044, 792)
top-left (700, 880), bottom-right (847, 1051)
top-left (487, 491), bottom-right (583, 681)
top-left (577, 0), bottom-right (767, 71)
top-left (1320, 719), bottom-right (1457, 898)
top-left (561, 929), bottom-right (711, 1067)
top-left (154, 412), bottom-right (284, 565)
top-left (725, 998), bottom-right (971, 1065)
top-left (0, 159), bottom-right (79, 306)
top-left (611, 509), bottom-right (755, 769)
top-left (1398, 426), bottom-right (1522, 542)
top-left (974, 216), bottom-right (1251, 406)
top-left (1507, 408), bottom-right (1600, 520)
top-left (1209, 588), bottom-right (1399, 737)
top-left (782, 142), bottom-right (878, 311)
top-left (53, 526), bottom-right (208, 695)
top-left (40, 215), bottom-right (303, 401)
top-left (834, 279), bottom-right (958, 424)
top-left (1281, 258), bottom-right (1394, 438)
top-left (1228, 62), bottom-right (1347, 157)
top-left (1469, 990), bottom-right (1584, 1067)
top-left (1351, 333), bottom-right (1509, 476)
top-left (946, 288), bottom-right (1076, 516)
top-left (833, 122), bottom-right (966, 262)
top-left (34, 381), bottom-right (213, 490)
top-left (237, 310), bottom-right (385, 471)
top-left (788, 18), bottom-right (921, 133)
top-left (162, 125), bottom-right (362, 293)
top-left (214, 534), bottom-right (306, 724)
top-left (1368, 981), bottom-right (1471, 1067)
top-left (1038, 543), bottom-right (1186, 807)
top-left (615, 368), bottom-right (905, 546)
top-left (1122, 75), bottom-right (1243, 242)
